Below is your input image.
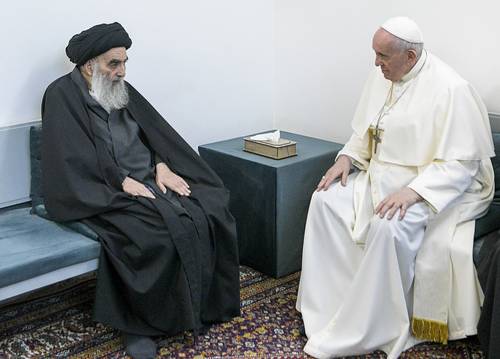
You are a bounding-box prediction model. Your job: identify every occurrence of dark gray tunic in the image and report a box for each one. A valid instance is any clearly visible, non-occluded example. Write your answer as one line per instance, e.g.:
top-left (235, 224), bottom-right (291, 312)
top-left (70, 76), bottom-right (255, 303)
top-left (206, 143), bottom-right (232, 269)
top-left (71, 69), bottom-right (155, 184)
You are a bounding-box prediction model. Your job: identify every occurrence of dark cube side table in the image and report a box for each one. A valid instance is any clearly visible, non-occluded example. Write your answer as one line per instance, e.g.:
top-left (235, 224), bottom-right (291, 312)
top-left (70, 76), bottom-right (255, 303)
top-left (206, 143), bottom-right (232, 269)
top-left (199, 131), bottom-right (342, 278)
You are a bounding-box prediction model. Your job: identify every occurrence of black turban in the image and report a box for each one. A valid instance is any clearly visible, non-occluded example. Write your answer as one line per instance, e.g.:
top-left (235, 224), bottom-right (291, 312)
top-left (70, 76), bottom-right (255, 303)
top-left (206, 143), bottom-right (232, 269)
top-left (66, 22), bottom-right (132, 66)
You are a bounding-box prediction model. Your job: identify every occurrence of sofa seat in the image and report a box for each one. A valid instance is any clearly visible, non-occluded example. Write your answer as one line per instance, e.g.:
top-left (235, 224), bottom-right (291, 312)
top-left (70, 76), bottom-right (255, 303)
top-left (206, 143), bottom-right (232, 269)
top-left (0, 207), bottom-right (100, 301)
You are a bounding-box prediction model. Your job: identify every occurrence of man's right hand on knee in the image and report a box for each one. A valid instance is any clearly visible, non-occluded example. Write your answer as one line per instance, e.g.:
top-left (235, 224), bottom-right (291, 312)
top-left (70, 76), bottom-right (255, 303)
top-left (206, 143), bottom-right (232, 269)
top-left (122, 176), bottom-right (156, 199)
top-left (316, 155), bottom-right (352, 191)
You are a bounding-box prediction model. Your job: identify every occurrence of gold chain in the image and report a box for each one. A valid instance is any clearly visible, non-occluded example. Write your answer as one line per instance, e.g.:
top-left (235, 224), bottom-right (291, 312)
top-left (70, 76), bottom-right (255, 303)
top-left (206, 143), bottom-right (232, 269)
top-left (372, 51), bottom-right (428, 154)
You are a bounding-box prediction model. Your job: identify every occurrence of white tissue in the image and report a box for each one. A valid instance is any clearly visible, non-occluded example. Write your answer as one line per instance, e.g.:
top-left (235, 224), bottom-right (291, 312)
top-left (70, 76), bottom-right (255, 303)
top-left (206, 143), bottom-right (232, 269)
top-left (249, 130), bottom-right (280, 143)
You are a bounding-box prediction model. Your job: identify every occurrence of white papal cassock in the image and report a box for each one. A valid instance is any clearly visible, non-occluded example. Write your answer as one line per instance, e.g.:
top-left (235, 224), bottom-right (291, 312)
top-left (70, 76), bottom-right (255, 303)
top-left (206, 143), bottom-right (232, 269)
top-left (296, 51), bottom-right (495, 358)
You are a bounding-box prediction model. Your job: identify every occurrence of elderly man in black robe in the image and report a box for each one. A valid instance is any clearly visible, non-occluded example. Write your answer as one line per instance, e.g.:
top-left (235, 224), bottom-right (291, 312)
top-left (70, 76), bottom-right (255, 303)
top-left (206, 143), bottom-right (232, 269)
top-left (41, 22), bottom-right (240, 359)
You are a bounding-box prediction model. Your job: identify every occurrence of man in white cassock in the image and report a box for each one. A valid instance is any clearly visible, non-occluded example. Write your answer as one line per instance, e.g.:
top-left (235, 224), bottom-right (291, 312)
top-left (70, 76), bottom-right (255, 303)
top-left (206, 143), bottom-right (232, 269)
top-left (296, 17), bottom-right (495, 359)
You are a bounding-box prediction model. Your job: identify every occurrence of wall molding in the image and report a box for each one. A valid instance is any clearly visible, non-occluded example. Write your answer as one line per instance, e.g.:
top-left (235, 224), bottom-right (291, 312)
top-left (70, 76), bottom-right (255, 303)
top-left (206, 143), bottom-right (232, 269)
top-left (0, 119), bottom-right (40, 132)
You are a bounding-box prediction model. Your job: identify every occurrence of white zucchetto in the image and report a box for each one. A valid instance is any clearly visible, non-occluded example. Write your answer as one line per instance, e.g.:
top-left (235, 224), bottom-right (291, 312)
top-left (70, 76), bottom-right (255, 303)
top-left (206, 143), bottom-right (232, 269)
top-left (381, 17), bottom-right (424, 44)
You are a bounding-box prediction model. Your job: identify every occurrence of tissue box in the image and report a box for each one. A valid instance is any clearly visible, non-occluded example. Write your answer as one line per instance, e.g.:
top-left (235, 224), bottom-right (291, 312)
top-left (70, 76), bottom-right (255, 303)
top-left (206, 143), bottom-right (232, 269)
top-left (243, 138), bottom-right (297, 159)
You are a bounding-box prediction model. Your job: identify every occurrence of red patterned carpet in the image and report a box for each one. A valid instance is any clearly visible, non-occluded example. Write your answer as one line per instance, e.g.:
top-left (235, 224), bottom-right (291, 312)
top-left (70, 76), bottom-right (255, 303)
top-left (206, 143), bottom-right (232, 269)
top-left (0, 267), bottom-right (483, 358)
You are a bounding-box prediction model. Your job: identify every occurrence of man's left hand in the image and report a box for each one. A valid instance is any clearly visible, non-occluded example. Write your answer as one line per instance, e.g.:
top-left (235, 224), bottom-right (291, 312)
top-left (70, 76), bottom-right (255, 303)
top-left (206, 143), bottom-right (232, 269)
top-left (375, 187), bottom-right (423, 220)
top-left (155, 162), bottom-right (191, 196)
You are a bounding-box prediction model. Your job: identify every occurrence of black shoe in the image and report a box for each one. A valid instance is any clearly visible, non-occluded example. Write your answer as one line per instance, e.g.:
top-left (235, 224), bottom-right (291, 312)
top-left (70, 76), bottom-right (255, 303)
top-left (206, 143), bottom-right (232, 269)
top-left (123, 332), bottom-right (157, 359)
top-left (298, 324), bottom-right (306, 337)
top-left (197, 324), bottom-right (211, 336)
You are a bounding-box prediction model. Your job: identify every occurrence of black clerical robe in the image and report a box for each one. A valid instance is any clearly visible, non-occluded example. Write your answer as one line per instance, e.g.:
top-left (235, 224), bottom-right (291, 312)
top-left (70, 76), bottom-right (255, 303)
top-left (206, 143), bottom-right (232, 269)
top-left (41, 68), bottom-right (240, 335)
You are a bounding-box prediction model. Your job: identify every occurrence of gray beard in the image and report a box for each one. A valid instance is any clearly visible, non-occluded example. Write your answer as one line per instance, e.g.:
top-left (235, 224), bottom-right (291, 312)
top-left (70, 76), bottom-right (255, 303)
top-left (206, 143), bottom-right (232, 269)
top-left (89, 66), bottom-right (129, 113)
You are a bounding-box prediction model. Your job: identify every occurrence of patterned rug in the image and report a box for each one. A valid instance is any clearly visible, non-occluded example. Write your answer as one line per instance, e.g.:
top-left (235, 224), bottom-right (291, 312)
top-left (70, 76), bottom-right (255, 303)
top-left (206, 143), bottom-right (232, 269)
top-left (0, 267), bottom-right (484, 358)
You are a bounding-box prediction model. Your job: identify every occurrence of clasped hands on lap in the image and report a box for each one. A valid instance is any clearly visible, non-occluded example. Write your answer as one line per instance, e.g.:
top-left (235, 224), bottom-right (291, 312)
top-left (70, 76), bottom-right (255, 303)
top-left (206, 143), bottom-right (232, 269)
top-left (317, 155), bottom-right (422, 220)
top-left (122, 162), bottom-right (191, 199)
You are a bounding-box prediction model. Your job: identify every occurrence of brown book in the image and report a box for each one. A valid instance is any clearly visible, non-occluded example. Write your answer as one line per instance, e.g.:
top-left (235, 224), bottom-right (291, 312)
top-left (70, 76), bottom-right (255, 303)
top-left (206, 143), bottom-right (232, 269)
top-left (243, 137), bottom-right (297, 159)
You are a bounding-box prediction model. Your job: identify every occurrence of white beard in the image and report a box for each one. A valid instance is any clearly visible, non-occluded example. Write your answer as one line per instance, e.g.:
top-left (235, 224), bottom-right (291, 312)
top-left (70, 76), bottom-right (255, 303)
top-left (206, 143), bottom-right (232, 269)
top-left (89, 65), bottom-right (129, 113)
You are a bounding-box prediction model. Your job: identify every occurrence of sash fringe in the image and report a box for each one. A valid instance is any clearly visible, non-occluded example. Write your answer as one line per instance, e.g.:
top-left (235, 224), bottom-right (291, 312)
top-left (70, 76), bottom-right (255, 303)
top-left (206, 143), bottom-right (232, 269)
top-left (411, 317), bottom-right (448, 344)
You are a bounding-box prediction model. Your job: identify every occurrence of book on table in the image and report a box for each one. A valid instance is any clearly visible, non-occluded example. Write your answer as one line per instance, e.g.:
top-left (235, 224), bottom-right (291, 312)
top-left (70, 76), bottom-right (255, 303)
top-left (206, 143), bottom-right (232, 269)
top-left (243, 137), bottom-right (297, 159)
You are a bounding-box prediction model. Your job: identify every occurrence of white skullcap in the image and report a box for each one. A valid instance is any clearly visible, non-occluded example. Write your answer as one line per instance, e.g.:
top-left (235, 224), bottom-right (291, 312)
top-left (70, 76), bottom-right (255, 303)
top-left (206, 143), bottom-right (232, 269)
top-left (381, 17), bottom-right (424, 44)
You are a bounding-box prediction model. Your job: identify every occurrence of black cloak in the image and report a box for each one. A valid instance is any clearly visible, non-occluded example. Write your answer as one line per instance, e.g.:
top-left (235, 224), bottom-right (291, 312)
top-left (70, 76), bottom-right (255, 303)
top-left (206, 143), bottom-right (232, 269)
top-left (41, 71), bottom-right (240, 335)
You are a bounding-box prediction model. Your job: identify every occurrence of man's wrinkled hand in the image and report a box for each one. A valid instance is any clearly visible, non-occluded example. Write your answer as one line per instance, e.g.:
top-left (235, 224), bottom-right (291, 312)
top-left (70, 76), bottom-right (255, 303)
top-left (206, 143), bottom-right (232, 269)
top-left (375, 187), bottom-right (423, 220)
top-left (316, 155), bottom-right (352, 191)
top-left (156, 162), bottom-right (191, 196)
top-left (122, 177), bottom-right (156, 199)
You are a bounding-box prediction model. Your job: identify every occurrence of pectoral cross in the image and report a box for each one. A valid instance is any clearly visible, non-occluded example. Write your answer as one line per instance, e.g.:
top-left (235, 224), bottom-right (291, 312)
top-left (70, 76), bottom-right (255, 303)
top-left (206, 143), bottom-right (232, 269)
top-left (372, 127), bottom-right (382, 154)
top-left (372, 96), bottom-right (391, 155)
top-left (370, 127), bottom-right (383, 153)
